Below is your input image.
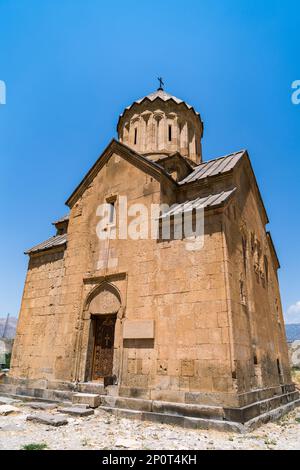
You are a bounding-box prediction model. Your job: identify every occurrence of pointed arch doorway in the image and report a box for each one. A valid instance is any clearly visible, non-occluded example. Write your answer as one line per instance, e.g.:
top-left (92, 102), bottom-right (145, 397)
top-left (91, 313), bottom-right (117, 380)
top-left (82, 283), bottom-right (122, 383)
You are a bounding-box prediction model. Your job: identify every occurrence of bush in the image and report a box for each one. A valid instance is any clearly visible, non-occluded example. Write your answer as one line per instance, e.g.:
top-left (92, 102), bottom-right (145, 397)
top-left (5, 353), bottom-right (11, 369)
top-left (21, 443), bottom-right (48, 451)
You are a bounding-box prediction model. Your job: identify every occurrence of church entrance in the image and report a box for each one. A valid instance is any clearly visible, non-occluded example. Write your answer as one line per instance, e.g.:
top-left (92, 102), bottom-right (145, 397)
top-left (91, 314), bottom-right (117, 380)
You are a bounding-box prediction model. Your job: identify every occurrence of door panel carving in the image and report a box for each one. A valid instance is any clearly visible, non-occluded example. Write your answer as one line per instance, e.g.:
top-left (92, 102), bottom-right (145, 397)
top-left (92, 314), bottom-right (116, 379)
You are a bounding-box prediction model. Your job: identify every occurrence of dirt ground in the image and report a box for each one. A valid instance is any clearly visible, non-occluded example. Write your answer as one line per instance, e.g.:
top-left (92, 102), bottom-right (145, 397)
top-left (0, 400), bottom-right (299, 450)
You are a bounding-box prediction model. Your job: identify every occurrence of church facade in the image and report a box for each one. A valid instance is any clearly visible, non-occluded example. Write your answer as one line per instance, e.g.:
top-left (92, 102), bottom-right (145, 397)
top-left (6, 88), bottom-right (299, 427)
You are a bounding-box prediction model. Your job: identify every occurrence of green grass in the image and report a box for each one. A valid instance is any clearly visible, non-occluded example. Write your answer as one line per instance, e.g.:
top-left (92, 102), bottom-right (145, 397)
top-left (21, 443), bottom-right (48, 451)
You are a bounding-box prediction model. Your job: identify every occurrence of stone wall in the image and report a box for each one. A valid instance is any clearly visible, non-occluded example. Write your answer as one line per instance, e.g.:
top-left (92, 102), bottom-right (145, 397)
top-left (10, 148), bottom-right (291, 408)
top-left (224, 161), bottom-right (291, 397)
top-left (10, 248), bottom-right (66, 379)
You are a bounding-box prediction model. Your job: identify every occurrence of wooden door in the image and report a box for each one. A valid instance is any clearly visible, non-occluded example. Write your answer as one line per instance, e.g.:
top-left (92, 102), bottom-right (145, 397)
top-left (92, 314), bottom-right (116, 380)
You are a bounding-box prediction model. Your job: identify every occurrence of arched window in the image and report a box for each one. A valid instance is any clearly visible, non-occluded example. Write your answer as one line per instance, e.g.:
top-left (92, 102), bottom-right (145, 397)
top-left (134, 128), bottom-right (138, 145)
top-left (168, 124), bottom-right (172, 142)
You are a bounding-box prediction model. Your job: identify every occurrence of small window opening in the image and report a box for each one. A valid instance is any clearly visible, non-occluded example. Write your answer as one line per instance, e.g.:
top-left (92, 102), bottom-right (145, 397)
top-left (276, 358), bottom-right (281, 376)
top-left (107, 199), bottom-right (116, 224)
top-left (134, 128), bottom-right (138, 145)
top-left (168, 125), bottom-right (172, 142)
top-left (253, 355), bottom-right (258, 365)
top-left (251, 232), bottom-right (255, 253)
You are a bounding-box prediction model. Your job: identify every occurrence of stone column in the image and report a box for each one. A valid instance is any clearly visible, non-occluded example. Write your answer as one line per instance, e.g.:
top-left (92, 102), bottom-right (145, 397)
top-left (154, 112), bottom-right (163, 152)
top-left (180, 121), bottom-right (188, 157)
top-left (177, 120), bottom-right (182, 153)
top-left (141, 112), bottom-right (151, 153)
top-left (122, 122), bottom-right (129, 145)
top-left (189, 128), bottom-right (196, 162)
top-left (158, 114), bottom-right (166, 151)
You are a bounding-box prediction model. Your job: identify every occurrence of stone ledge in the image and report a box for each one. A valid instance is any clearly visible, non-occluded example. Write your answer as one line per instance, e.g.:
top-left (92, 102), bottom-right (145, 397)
top-left (100, 406), bottom-right (244, 433)
top-left (224, 390), bottom-right (300, 423)
top-left (59, 406), bottom-right (94, 417)
top-left (100, 398), bottom-right (300, 433)
top-left (26, 413), bottom-right (68, 426)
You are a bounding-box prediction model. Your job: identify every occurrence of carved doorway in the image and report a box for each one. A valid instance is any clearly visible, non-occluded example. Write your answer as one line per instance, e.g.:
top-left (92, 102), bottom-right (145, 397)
top-left (91, 314), bottom-right (117, 380)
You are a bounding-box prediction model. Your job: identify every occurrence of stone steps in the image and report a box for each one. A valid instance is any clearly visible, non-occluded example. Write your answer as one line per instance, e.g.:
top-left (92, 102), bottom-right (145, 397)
top-left (59, 406), bottom-right (94, 417)
top-left (0, 383), bottom-right (72, 404)
top-left (1, 377), bottom-right (299, 432)
top-left (100, 395), bottom-right (225, 420)
top-left (100, 397), bottom-right (300, 433)
top-left (96, 389), bottom-right (300, 431)
top-left (100, 405), bottom-right (244, 433)
top-left (224, 390), bottom-right (300, 422)
top-left (72, 392), bottom-right (101, 408)
top-left (77, 382), bottom-right (106, 395)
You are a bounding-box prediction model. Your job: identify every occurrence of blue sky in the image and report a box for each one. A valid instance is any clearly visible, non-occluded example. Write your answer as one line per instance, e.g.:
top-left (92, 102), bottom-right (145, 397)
top-left (0, 0), bottom-right (299, 322)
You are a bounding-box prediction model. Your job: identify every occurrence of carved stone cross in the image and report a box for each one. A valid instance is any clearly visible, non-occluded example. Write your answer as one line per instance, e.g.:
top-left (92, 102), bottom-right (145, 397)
top-left (104, 333), bottom-right (110, 347)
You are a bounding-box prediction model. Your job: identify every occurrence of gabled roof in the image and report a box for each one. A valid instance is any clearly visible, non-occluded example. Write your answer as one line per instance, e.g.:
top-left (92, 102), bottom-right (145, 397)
top-left (65, 139), bottom-right (177, 208)
top-left (179, 150), bottom-right (245, 184)
top-left (159, 188), bottom-right (236, 219)
top-left (52, 214), bottom-right (69, 226)
top-left (25, 234), bottom-right (67, 255)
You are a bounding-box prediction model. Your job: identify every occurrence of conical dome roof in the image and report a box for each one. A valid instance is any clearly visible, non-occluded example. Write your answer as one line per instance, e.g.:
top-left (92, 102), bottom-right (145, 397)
top-left (119, 88), bottom-right (200, 120)
top-left (117, 88), bottom-right (203, 165)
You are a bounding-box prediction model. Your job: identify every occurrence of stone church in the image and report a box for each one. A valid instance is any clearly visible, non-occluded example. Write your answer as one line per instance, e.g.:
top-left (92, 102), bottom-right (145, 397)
top-left (4, 86), bottom-right (299, 429)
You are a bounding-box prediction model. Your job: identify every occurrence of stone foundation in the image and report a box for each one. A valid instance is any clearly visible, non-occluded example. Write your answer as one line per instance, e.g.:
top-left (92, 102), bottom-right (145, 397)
top-left (1, 374), bottom-right (298, 432)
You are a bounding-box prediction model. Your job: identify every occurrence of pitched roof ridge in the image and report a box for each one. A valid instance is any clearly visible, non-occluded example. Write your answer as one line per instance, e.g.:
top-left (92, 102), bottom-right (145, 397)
top-left (178, 151), bottom-right (246, 185)
top-left (65, 139), bottom-right (178, 208)
top-left (195, 149), bottom-right (246, 168)
top-left (159, 187), bottom-right (236, 218)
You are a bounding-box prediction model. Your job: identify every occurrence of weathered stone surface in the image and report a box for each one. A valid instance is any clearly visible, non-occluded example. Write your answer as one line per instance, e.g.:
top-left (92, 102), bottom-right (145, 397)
top-left (26, 413), bottom-right (68, 426)
top-left (123, 320), bottom-right (154, 339)
top-left (59, 406), bottom-right (94, 417)
top-left (26, 402), bottom-right (57, 411)
top-left (115, 438), bottom-right (139, 448)
top-left (0, 396), bottom-right (21, 406)
top-left (0, 405), bottom-right (20, 416)
top-left (8, 87), bottom-right (294, 425)
top-left (289, 340), bottom-right (300, 368)
top-left (72, 393), bottom-right (101, 408)
top-left (1, 405), bottom-right (300, 450)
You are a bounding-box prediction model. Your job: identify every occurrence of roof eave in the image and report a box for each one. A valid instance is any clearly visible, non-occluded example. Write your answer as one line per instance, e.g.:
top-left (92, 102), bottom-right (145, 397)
top-left (25, 242), bottom-right (67, 256)
top-left (65, 139), bottom-right (178, 208)
top-left (242, 151), bottom-right (269, 225)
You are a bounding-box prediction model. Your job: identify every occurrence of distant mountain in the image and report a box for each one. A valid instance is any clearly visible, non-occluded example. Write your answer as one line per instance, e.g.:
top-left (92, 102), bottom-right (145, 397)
top-left (0, 316), bottom-right (18, 339)
top-left (285, 323), bottom-right (300, 343)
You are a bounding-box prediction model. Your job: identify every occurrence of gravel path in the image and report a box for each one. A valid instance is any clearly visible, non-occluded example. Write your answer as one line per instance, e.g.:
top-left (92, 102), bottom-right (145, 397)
top-left (0, 403), bottom-right (299, 450)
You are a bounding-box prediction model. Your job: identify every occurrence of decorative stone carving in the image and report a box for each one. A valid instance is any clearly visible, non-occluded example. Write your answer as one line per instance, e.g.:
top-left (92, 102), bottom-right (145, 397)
top-left (117, 89), bottom-right (203, 163)
top-left (88, 285), bottom-right (121, 315)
